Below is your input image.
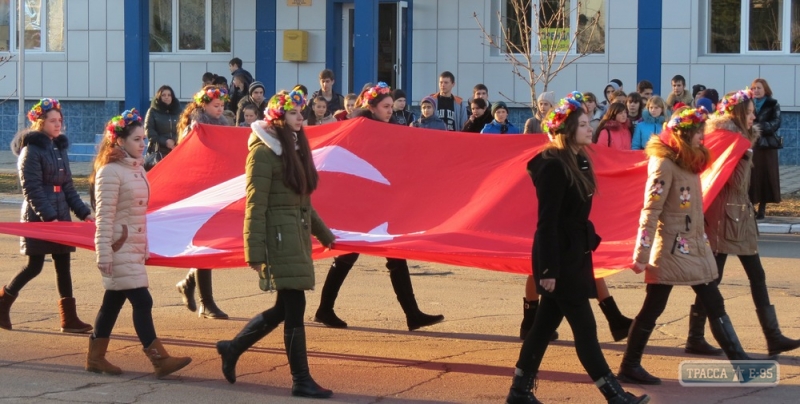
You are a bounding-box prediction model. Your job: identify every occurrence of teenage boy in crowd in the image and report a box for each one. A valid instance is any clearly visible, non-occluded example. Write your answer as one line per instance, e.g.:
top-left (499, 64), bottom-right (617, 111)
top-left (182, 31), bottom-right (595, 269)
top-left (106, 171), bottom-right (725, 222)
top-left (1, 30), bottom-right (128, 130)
top-left (310, 69), bottom-right (345, 117)
top-left (430, 71), bottom-right (468, 131)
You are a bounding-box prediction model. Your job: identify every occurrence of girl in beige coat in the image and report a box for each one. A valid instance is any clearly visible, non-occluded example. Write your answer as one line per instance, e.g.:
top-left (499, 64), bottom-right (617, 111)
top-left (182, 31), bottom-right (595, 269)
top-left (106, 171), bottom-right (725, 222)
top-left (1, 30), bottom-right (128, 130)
top-left (685, 89), bottom-right (800, 357)
top-left (86, 109), bottom-right (191, 379)
top-left (618, 107), bottom-right (750, 386)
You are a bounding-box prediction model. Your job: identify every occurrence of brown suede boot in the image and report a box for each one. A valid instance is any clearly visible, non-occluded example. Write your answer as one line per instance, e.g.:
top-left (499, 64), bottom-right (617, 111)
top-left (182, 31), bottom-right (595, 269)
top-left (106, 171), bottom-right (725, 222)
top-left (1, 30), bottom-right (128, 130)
top-left (0, 286), bottom-right (17, 330)
top-left (58, 297), bottom-right (93, 333)
top-left (142, 338), bottom-right (192, 379)
top-left (86, 337), bottom-right (122, 375)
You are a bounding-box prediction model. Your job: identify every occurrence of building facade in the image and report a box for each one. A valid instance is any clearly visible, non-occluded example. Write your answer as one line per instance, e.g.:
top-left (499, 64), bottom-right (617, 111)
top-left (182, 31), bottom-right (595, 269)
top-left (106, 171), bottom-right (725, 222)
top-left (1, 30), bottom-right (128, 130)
top-left (1, 0), bottom-right (798, 163)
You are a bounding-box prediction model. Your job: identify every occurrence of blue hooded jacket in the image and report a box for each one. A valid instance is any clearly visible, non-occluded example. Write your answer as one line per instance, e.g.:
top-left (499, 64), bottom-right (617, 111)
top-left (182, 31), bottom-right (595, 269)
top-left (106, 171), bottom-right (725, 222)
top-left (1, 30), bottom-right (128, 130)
top-left (480, 120), bottom-right (521, 135)
top-left (631, 109), bottom-right (665, 150)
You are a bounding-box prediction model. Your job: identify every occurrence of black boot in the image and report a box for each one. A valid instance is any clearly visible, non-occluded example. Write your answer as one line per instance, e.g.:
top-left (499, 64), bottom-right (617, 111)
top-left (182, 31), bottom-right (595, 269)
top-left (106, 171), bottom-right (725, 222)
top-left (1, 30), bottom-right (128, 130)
top-left (708, 314), bottom-right (750, 360)
top-left (216, 313), bottom-right (279, 383)
top-left (314, 262), bottom-right (351, 328)
top-left (755, 305), bottom-right (800, 357)
top-left (599, 297), bottom-right (633, 342)
top-left (684, 304), bottom-right (723, 356)
top-left (617, 320), bottom-right (661, 385)
top-left (284, 327), bottom-right (333, 398)
top-left (519, 298), bottom-right (558, 341)
top-left (756, 203), bottom-right (766, 220)
top-left (506, 368), bottom-right (542, 404)
top-left (196, 269), bottom-right (228, 319)
top-left (595, 372), bottom-right (651, 403)
top-left (175, 270), bottom-right (197, 312)
top-left (387, 259), bottom-right (444, 331)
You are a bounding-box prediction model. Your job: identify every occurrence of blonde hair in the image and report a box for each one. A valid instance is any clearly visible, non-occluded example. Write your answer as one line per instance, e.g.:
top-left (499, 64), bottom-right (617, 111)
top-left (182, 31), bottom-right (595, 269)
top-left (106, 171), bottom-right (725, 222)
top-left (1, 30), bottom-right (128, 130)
top-left (646, 96), bottom-right (667, 117)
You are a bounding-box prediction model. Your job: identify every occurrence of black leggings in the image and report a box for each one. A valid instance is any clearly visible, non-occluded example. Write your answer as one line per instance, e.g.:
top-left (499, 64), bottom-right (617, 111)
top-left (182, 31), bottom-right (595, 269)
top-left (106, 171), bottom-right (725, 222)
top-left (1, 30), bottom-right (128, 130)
top-left (92, 287), bottom-right (157, 348)
top-left (516, 296), bottom-right (610, 380)
top-left (693, 253), bottom-right (770, 309)
top-left (638, 283), bottom-right (727, 328)
top-left (333, 252), bottom-right (407, 273)
top-left (6, 254), bottom-right (73, 298)
top-left (258, 289), bottom-right (306, 330)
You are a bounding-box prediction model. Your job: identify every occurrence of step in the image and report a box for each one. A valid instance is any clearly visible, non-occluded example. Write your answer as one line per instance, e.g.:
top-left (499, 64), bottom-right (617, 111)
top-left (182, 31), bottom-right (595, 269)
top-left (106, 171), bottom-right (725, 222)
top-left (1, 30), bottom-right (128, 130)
top-left (68, 154), bottom-right (95, 163)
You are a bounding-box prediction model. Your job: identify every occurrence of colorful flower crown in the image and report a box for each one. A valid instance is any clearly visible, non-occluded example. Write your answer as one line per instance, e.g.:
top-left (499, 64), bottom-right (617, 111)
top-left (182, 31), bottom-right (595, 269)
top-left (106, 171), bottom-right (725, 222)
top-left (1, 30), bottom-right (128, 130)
top-left (360, 82), bottom-right (391, 108)
top-left (193, 87), bottom-right (230, 106)
top-left (542, 91), bottom-right (584, 135)
top-left (665, 106), bottom-right (709, 131)
top-left (264, 90), bottom-right (307, 123)
top-left (716, 88), bottom-right (753, 116)
top-left (27, 98), bottom-right (61, 122)
top-left (106, 109), bottom-right (142, 141)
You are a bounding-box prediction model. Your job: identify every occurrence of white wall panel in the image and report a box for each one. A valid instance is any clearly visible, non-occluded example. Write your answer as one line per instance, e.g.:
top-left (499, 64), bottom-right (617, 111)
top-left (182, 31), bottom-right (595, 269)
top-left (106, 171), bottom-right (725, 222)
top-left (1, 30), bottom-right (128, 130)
top-left (67, 31), bottom-right (89, 61)
top-left (437, 0), bottom-right (460, 29)
top-left (458, 29), bottom-right (484, 63)
top-left (608, 29), bottom-right (637, 64)
top-left (608, 64), bottom-right (637, 94)
top-left (88, 0), bottom-right (107, 30)
top-left (68, 0), bottom-right (89, 30)
top-left (298, 2), bottom-right (327, 30)
top-left (25, 62), bottom-right (43, 98)
top-left (689, 64), bottom-right (725, 94)
top-left (413, 0), bottom-right (438, 30)
top-left (106, 0), bottom-right (124, 29)
top-left (609, 0), bottom-right (638, 29)
top-left (275, 63), bottom-right (299, 91)
top-left (106, 62), bottom-right (125, 99)
top-left (305, 30), bottom-right (327, 64)
top-left (723, 65), bottom-right (760, 95)
top-left (153, 62), bottom-right (182, 98)
top-left (0, 61), bottom-right (16, 97)
top-left (435, 30), bottom-right (459, 75)
top-left (759, 65), bottom-right (795, 107)
top-left (411, 63), bottom-right (437, 105)
top-left (661, 64), bottom-right (692, 95)
top-left (458, 0), bottom-right (484, 29)
top-left (456, 63), bottom-right (483, 101)
top-left (232, 30), bottom-right (256, 66)
top-left (88, 31), bottom-right (107, 98)
top-left (540, 64), bottom-right (578, 101)
top-left (662, 0), bottom-right (693, 29)
top-left (576, 63), bottom-right (609, 96)
top-left (482, 63), bottom-right (515, 104)
top-left (297, 63), bottom-right (326, 90)
top-left (276, 3), bottom-right (299, 30)
top-left (233, 0), bottom-right (257, 30)
top-left (661, 29), bottom-right (691, 65)
top-left (180, 63), bottom-right (210, 99)
top-left (412, 30), bottom-right (438, 63)
top-left (106, 31), bottom-right (124, 61)
top-left (67, 62), bottom-right (90, 98)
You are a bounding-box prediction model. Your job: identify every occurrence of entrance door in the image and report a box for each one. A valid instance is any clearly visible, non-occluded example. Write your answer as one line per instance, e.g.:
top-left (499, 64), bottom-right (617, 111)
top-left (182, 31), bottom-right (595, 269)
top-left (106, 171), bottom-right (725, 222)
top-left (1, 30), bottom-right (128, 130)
top-left (341, 3), bottom-right (355, 94)
top-left (377, 2), bottom-right (408, 90)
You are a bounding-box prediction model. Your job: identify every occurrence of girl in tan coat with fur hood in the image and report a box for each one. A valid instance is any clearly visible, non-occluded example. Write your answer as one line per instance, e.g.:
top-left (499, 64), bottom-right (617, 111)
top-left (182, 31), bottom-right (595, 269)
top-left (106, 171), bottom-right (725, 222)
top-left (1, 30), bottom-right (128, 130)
top-left (618, 106), bottom-right (751, 386)
top-left (86, 109), bottom-right (191, 379)
top-left (683, 89), bottom-right (800, 358)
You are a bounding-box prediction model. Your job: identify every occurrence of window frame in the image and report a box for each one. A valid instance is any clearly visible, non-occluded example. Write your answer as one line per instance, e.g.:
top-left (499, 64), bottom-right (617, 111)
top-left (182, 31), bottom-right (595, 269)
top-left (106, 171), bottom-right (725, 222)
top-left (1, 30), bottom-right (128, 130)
top-left (1, 0), bottom-right (65, 53)
top-left (705, 0), bottom-right (796, 55)
top-left (150, 0), bottom-right (232, 54)
top-left (498, 0), bottom-right (607, 56)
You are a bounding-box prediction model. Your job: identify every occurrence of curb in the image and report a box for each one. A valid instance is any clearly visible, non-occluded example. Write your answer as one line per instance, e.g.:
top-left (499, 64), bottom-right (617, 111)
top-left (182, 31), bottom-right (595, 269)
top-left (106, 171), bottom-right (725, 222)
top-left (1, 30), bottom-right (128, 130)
top-left (758, 223), bottom-right (800, 234)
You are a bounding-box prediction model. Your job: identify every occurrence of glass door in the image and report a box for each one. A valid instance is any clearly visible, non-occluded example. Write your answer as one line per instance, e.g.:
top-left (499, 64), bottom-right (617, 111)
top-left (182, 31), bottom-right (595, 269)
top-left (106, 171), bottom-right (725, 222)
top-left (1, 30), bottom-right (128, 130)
top-left (341, 3), bottom-right (355, 94)
top-left (377, 1), bottom-right (407, 90)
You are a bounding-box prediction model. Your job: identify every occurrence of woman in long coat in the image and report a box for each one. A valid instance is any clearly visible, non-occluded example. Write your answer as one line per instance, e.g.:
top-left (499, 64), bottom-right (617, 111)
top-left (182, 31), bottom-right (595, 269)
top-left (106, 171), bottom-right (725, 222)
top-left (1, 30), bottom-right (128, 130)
top-left (748, 78), bottom-right (782, 219)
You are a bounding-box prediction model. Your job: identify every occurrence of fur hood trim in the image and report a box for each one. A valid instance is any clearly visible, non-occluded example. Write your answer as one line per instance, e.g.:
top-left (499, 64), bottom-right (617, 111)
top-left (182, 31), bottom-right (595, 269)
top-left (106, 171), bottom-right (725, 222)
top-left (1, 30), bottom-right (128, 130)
top-left (704, 113), bottom-right (760, 145)
top-left (641, 109), bottom-right (666, 125)
top-left (14, 131), bottom-right (68, 155)
top-left (251, 121), bottom-right (283, 156)
top-left (191, 109), bottom-right (229, 126)
top-left (644, 136), bottom-right (676, 161)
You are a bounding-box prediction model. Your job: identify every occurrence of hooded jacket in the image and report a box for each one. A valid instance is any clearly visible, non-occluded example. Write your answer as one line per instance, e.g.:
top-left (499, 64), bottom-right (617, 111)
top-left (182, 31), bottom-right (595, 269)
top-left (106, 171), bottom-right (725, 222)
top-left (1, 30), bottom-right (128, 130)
top-left (16, 132), bottom-right (92, 255)
top-left (595, 120), bottom-right (632, 150)
top-left (144, 96), bottom-right (181, 155)
top-left (631, 110), bottom-right (666, 150)
top-left (244, 121), bottom-right (336, 291)
top-left (429, 93), bottom-right (469, 131)
top-left (410, 114), bottom-right (447, 131)
top-left (703, 115), bottom-right (760, 255)
top-left (481, 120), bottom-right (521, 134)
top-left (236, 95), bottom-right (268, 126)
top-left (633, 139), bottom-right (718, 285)
top-left (462, 108), bottom-right (493, 133)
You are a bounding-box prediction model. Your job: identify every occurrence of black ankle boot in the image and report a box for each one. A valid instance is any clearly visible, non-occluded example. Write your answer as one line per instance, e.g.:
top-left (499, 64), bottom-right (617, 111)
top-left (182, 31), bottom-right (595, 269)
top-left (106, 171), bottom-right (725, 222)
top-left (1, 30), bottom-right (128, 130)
top-left (216, 313), bottom-right (279, 383)
top-left (284, 328), bottom-right (333, 398)
top-left (599, 297), bottom-right (633, 342)
top-left (519, 298), bottom-right (558, 341)
top-left (506, 368), bottom-right (542, 404)
top-left (595, 372), bottom-right (650, 403)
top-left (196, 269), bottom-right (228, 319)
top-left (387, 259), bottom-right (444, 331)
top-left (685, 304), bottom-right (723, 356)
top-left (175, 270), bottom-right (197, 312)
top-left (314, 262), bottom-right (351, 328)
top-left (755, 305), bottom-right (800, 357)
top-left (708, 314), bottom-right (750, 360)
top-left (617, 320), bottom-right (661, 385)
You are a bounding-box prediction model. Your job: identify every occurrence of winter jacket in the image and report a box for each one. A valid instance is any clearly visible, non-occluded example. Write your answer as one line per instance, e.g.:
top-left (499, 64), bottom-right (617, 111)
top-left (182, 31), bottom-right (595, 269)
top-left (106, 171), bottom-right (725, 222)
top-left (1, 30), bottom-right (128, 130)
top-left (144, 97), bottom-right (180, 156)
top-left (631, 110), bottom-right (665, 150)
top-left (391, 110), bottom-right (416, 126)
top-left (754, 97), bottom-right (781, 144)
top-left (462, 109), bottom-right (493, 133)
top-left (528, 152), bottom-right (600, 301)
top-left (750, 96), bottom-right (782, 204)
top-left (429, 93), bottom-right (469, 131)
top-left (524, 117), bottom-right (543, 134)
top-left (595, 120), bottom-right (632, 150)
top-left (303, 115), bottom-right (337, 126)
top-left (481, 120), bottom-right (521, 134)
top-left (410, 115), bottom-right (447, 131)
top-left (244, 122), bottom-right (336, 291)
top-left (666, 91), bottom-right (694, 111)
top-left (634, 140), bottom-right (718, 285)
top-left (310, 90), bottom-right (345, 116)
top-left (704, 115), bottom-right (759, 256)
top-left (179, 110), bottom-right (230, 142)
top-left (230, 67), bottom-right (253, 84)
top-left (16, 132), bottom-right (92, 255)
top-left (94, 156), bottom-right (150, 291)
top-left (236, 96), bottom-right (268, 126)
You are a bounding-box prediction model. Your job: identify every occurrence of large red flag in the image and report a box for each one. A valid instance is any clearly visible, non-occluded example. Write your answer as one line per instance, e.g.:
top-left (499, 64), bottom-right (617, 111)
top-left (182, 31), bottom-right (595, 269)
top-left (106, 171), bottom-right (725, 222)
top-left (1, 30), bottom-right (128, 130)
top-left (0, 118), bottom-right (750, 277)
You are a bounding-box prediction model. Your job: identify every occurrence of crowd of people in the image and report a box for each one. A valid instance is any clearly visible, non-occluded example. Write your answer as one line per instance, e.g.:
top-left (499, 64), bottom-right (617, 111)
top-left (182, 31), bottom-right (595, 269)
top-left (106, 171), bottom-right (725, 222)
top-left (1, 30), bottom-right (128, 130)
top-left (0, 55), bottom-right (793, 402)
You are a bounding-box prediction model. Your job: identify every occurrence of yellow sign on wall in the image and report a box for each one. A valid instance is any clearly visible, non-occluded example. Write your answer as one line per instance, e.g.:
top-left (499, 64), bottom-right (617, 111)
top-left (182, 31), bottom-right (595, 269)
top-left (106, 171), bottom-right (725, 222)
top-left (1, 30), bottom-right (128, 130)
top-left (288, 0), bottom-right (312, 5)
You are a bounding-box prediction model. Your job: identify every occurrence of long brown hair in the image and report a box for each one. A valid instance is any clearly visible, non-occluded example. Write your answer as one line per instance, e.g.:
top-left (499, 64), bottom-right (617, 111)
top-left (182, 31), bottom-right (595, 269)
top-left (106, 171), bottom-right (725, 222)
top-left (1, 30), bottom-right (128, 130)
top-left (88, 120), bottom-right (144, 208)
top-left (177, 84), bottom-right (224, 143)
top-left (269, 116), bottom-right (318, 195)
top-left (728, 97), bottom-right (758, 144)
top-left (593, 102), bottom-right (631, 143)
top-left (542, 108), bottom-right (597, 199)
top-left (646, 107), bottom-right (709, 173)
top-left (306, 96), bottom-right (329, 126)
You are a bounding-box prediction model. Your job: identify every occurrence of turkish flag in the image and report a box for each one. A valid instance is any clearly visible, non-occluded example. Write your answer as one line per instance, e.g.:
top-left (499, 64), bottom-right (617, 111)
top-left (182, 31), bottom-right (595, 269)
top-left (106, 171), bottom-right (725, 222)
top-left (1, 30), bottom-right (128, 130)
top-left (0, 118), bottom-right (750, 277)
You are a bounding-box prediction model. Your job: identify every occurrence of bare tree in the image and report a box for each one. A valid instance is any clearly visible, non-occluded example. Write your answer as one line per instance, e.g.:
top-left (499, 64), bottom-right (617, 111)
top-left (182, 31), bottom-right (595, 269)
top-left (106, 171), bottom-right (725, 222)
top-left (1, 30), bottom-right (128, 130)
top-left (474, 0), bottom-right (603, 114)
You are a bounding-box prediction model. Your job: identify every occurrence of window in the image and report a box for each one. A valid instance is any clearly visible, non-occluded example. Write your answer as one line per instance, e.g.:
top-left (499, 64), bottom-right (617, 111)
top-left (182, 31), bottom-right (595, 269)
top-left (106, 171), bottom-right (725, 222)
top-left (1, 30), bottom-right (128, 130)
top-left (149, 0), bottom-right (231, 53)
top-left (501, 0), bottom-right (605, 54)
top-left (707, 0), bottom-right (800, 53)
top-left (0, 0), bottom-right (65, 52)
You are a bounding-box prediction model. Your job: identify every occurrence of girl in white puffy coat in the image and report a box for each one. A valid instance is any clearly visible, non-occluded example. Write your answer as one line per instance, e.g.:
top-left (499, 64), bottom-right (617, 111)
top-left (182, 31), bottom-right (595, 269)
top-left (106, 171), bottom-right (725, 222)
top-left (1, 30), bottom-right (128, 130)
top-left (85, 109), bottom-right (191, 379)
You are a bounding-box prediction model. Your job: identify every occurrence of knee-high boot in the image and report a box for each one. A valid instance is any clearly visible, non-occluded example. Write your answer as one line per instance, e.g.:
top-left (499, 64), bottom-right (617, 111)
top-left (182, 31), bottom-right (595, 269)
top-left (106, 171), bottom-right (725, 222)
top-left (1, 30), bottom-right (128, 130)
top-left (216, 312), bottom-right (279, 383)
top-left (314, 261), bottom-right (351, 328)
top-left (58, 297), bottom-right (93, 333)
top-left (196, 269), bottom-right (228, 319)
top-left (598, 296), bottom-right (634, 342)
top-left (284, 327), bottom-right (332, 398)
top-left (617, 320), bottom-right (661, 385)
top-left (708, 315), bottom-right (750, 360)
top-left (684, 304), bottom-right (723, 356)
top-left (755, 305), bottom-right (800, 357)
top-left (175, 269), bottom-right (197, 312)
top-left (519, 298), bottom-right (558, 341)
top-left (387, 260), bottom-right (444, 331)
top-left (0, 286), bottom-right (17, 330)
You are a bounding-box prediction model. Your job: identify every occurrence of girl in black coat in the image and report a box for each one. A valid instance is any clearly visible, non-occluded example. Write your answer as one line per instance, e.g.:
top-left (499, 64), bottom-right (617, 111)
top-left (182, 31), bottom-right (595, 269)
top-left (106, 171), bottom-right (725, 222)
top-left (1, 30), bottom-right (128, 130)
top-left (144, 85), bottom-right (181, 160)
top-left (506, 92), bottom-right (648, 404)
top-left (748, 78), bottom-right (782, 219)
top-left (0, 99), bottom-right (95, 333)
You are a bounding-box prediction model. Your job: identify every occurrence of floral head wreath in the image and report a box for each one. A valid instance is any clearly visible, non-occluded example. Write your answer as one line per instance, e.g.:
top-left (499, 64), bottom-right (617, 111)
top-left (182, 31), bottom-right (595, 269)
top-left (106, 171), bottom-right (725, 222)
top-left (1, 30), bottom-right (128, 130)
top-left (27, 98), bottom-right (61, 122)
top-left (542, 91), bottom-right (584, 135)
top-left (716, 88), bottom-right (753, 116)
top-left (106, 109), bottom-right (142, 142)
top-left (359, 82), bottom-right (391, 108)
top-left (665, 106), bottom-right (709, 131)
top-left (193, 87), bottom-right (230, 106)
top-left (264, 90), bottom-right (307, 123)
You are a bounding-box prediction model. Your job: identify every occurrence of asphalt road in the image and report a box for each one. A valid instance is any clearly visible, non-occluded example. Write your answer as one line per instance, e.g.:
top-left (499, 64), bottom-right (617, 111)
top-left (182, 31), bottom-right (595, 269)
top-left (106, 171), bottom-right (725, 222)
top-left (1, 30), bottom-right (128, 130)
top-left (1, 204), bottom-right (800, 403)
